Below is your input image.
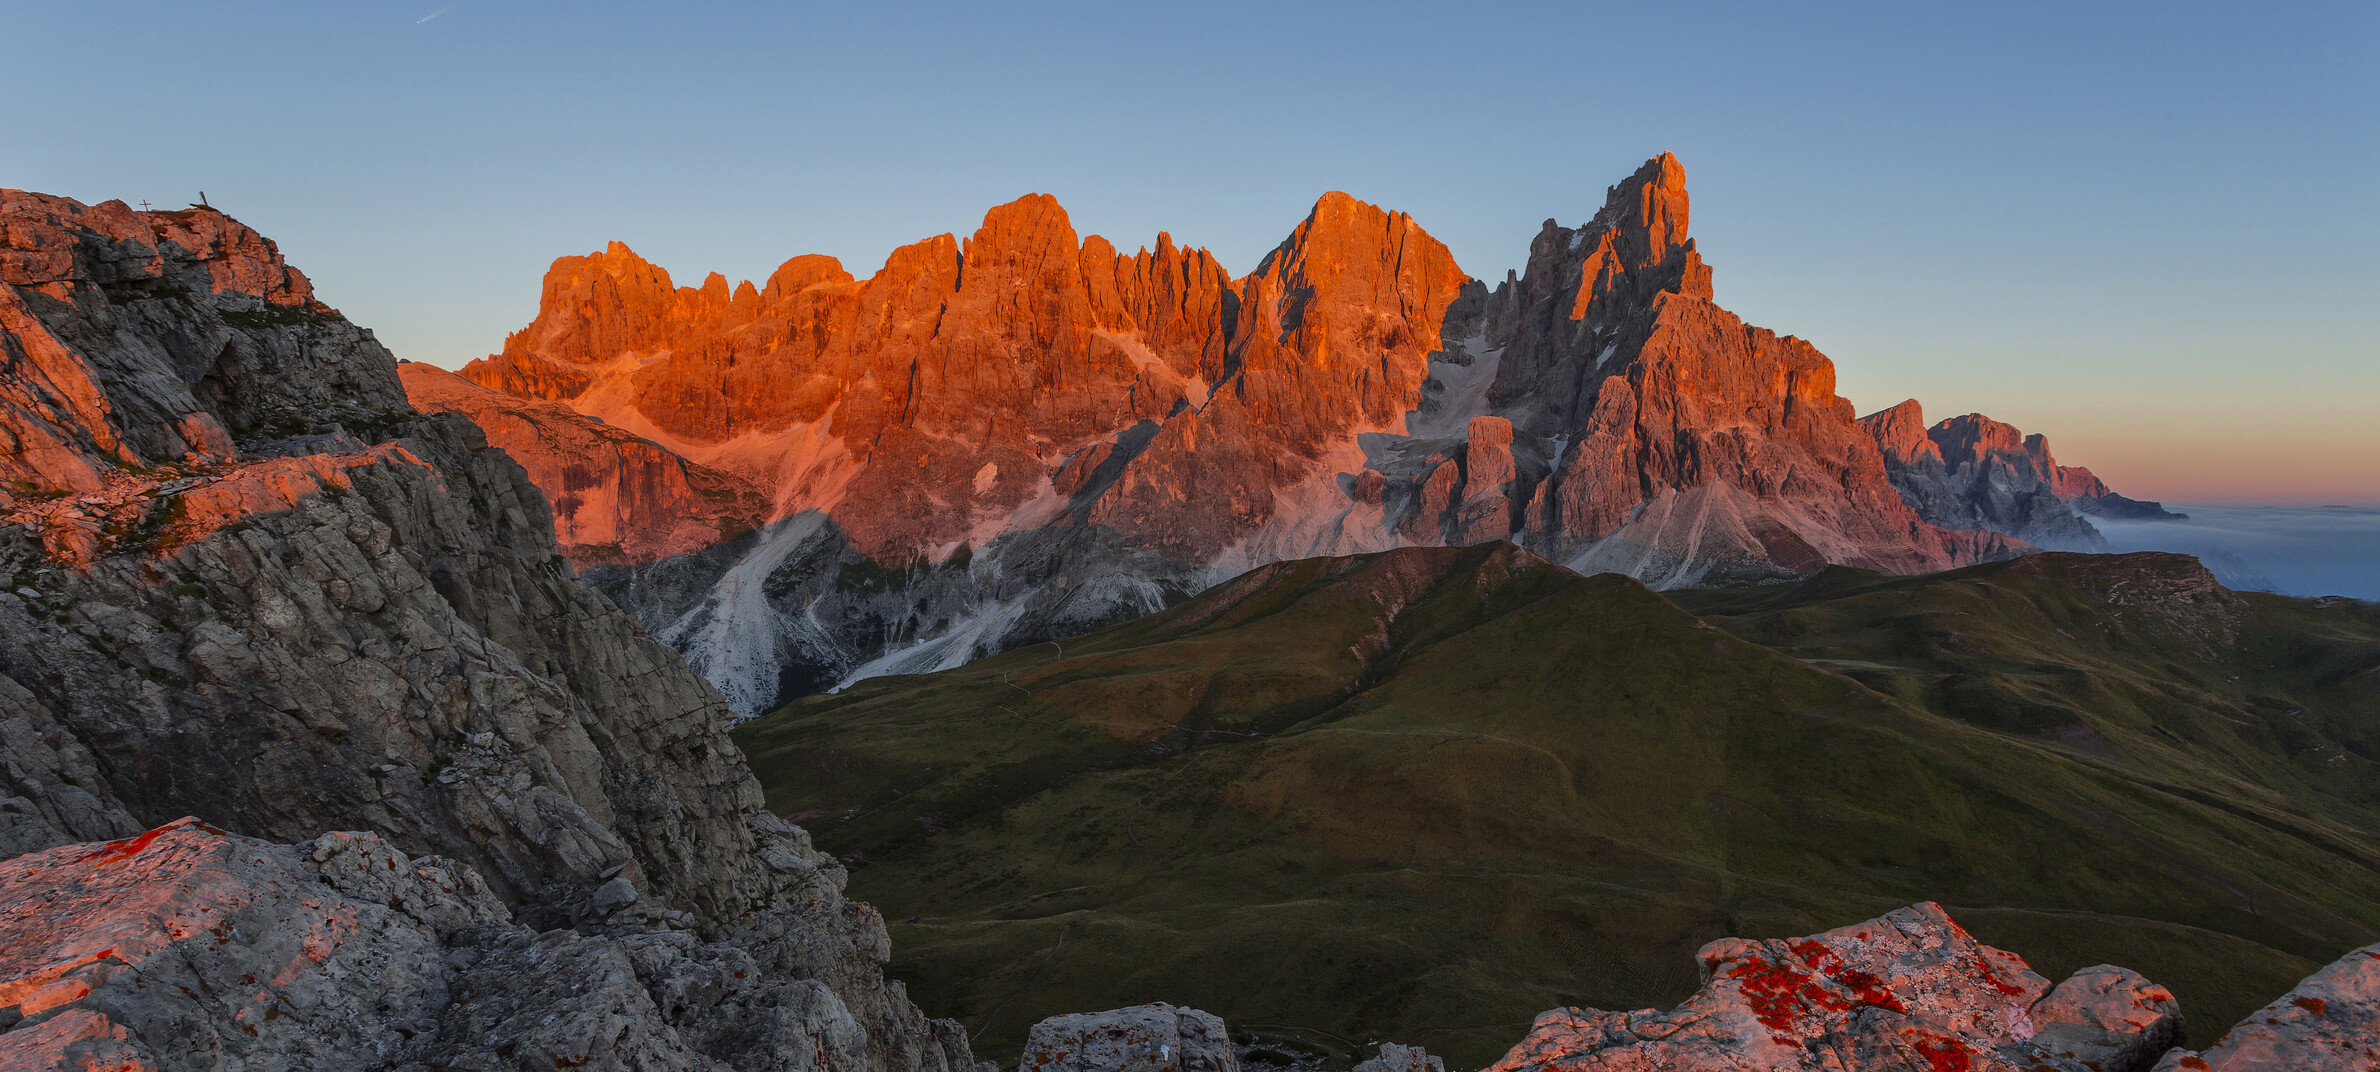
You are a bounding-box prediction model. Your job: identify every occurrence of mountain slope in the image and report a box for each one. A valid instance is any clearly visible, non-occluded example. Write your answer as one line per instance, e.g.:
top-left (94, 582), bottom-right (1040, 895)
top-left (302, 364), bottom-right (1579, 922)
top-left (733, 544), bottom-right (2380, 1068)
top-left (1673, 552), bottom-right (2380, 837)
top-left (445, 155), bottom-right (2143, 714)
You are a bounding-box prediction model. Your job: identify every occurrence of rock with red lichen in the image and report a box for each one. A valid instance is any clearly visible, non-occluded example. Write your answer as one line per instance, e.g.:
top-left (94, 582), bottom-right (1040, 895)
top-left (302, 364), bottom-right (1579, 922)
top-left (1486, 902), bottom-right (2183, 1072)
top-left (2150, 939), bottom-right (2380, 1071)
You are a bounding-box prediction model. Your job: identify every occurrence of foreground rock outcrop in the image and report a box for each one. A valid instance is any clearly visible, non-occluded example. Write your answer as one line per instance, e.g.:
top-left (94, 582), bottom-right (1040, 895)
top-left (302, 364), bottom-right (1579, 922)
top-left (1021, 1003), bottom-right (1240, 1072)
top-left (448, 155), bottom-right (2122, 715)
top-left (1018, 1004), bottom-right (1445, 1072)
top-left (0, 818), bottom-right (979, 1072)
top-left (0, 189), bottom-right (976, 1070)
top-left (1488, 903), bottom-right (2183, 1072)
top-left (2151, 939), bottom-right (2380, 1071)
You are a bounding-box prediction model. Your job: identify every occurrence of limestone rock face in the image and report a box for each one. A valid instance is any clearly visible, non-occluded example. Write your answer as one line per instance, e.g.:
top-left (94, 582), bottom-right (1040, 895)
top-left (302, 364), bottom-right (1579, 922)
top-left (1856, 400), bottom-right (2183, 550)
top-left (0, 189), bottom-right (978, 1072)
top-left (452, 157), bottom-right (2115, 714)
top-left (1021, 1003), bottom-right (1240, 1072)
top-left (462, 195), bottom-right (1234, 562)
top-left (1488, 902), bottom-right (2183, 1072)
top-left (2150, 940), bottom-right (2380, 1071)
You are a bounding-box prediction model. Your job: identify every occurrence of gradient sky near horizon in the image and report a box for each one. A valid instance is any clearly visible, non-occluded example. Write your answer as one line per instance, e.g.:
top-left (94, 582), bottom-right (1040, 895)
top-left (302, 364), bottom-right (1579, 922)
top-left (6, 1), bottom-right (2374, 504)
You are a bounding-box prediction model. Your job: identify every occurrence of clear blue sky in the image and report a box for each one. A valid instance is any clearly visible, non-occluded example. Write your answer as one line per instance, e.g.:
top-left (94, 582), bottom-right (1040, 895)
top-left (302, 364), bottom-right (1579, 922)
top-left (7, 1), bottom-right (2374, 503)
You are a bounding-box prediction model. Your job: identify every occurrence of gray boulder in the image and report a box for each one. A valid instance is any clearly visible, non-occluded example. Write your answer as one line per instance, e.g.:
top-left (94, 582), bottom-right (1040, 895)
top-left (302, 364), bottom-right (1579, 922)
top-left (1352, 1043), bottom-right (1444, 1072)
top-left (1021, 1003), bottom-right (1238, 1072)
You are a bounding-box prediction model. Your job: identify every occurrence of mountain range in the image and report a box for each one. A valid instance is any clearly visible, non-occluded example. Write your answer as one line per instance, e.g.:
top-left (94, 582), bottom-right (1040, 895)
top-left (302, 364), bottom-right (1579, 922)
top-left (409, 154), bottom-right (2168, 717)
top-left (1, 178), bottom-right (2371, 1072)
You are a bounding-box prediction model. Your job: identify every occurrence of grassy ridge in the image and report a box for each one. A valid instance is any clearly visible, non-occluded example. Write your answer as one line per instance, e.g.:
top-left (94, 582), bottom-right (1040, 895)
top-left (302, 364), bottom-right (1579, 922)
top-left (734, 545), bottom-right (2380, 1068)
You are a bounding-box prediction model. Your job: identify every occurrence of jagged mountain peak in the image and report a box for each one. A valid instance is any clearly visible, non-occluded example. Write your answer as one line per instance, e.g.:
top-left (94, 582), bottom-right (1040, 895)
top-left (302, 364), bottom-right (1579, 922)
top-left (1592, 149), bottom-right (1693, 270)
top-left (573, 238), bottom-right (677, 293)
top-left (963, 192), bottom-right (1084, 273)
top-left (761, 252), bottom-right (853, 299)
top-left (1858, 398), bottom-right (1942, 468)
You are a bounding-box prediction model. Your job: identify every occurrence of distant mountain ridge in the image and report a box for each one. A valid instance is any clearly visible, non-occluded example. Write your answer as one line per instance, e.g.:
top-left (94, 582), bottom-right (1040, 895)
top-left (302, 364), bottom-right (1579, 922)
top-left (415, 154), bottom-right (2159, 714)
top-left (1858, 398), bottom-right (2183, 551)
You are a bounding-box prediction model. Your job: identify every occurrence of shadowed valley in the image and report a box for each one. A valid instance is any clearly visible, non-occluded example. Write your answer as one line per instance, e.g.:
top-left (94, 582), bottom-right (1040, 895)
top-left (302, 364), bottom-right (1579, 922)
top-left (735, 544), bottom-right (2380, 1068)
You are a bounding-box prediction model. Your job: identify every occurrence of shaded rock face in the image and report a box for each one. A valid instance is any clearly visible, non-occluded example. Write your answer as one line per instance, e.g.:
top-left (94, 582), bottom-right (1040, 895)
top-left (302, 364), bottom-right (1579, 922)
top-left (2152, 939), bottom-right (2380, 1071)
top-left (1855, 399), bottom-right (2183, 551)
top-left (1489, 902), bottom-right (2183, 1072)
top-left (0, 190), bottom-right (977, 1072)
top-left (456, 156), bottom-right (2073, 713)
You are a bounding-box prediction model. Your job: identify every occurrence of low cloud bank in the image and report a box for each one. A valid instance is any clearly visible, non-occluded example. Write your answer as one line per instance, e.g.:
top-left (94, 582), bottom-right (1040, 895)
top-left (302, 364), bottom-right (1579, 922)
top-left (2096, 505), bottom-right (2380, 600)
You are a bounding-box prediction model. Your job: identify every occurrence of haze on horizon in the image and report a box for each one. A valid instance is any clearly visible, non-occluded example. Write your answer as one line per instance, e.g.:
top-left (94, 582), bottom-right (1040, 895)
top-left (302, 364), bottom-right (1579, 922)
top-left (5, 1), bottom-right (2373, 506)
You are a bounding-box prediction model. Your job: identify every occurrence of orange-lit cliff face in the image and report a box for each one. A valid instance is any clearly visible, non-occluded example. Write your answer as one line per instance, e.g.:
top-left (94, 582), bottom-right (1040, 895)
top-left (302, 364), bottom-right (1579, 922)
top-left (455, 189), bottom-right (1454, 564)
top-left (399, 362), bottom-right (770, 566)
top-left (436, 155), bottom-right (2088, 711)
top-left (1085, 191), bottom-right (1469, 560)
